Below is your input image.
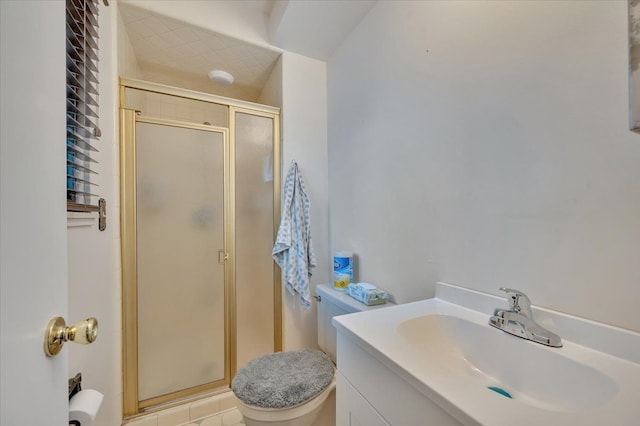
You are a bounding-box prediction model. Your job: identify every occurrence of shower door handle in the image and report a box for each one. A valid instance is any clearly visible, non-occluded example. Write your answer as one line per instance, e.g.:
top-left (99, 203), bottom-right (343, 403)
top-left (218, 250), bottom-right (228, 264)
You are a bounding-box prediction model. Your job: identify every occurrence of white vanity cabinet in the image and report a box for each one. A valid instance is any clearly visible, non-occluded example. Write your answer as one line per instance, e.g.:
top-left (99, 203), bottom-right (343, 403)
top-left (336, 372), bottom-right (389, 426)
top-left (335, 332), bottom-right (465, 426)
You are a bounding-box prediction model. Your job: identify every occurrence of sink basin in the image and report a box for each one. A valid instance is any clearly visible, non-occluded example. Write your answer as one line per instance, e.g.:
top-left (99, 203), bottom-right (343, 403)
top-left (397, 314), bottom-right (618, 412)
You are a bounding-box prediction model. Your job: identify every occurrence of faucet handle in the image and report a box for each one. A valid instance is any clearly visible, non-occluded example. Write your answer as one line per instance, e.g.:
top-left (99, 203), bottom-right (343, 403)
top-left (499, 287), bottom-right (532, 314)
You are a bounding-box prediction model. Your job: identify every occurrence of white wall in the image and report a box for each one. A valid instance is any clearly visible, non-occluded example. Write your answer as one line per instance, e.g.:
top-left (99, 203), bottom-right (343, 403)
top-left (280, 52), bottom-right (330, 350)
top-left (67, 3), bottom-right (122, 426)
top-left (261, 52), bottom-right (331, 351)
top-left (328, 0), bottom-right (640, 331)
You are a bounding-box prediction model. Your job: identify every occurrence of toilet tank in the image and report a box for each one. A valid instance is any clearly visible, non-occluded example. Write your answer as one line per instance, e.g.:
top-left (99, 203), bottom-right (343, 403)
top-left (316, 284), bottom-right (394, 363)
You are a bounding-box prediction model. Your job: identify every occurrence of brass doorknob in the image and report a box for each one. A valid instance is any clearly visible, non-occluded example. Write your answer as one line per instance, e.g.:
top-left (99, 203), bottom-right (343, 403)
top-left (44, 316), bottom-right (98, 357)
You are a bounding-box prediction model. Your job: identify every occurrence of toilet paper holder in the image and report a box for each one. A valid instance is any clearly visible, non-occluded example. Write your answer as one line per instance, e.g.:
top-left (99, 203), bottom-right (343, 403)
top-left (69, 373), bottom-right (83, 400)
top-left (44, 316), bottom-right (98, 357)
top-left (69, 373), bottom-right (83, 426)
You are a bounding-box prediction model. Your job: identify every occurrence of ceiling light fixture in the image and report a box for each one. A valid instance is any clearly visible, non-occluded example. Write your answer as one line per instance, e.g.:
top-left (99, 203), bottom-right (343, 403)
top-left (208, 70), bottom-right (234, 86)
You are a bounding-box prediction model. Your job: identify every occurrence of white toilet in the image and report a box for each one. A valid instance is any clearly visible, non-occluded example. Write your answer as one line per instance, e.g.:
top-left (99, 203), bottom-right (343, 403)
top-left (232, 284), bottom-right (392, 426)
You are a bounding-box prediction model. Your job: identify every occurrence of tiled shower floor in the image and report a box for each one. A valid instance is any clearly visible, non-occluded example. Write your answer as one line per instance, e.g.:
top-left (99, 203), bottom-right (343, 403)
top-left (179, 407), bottom-right (245, 426)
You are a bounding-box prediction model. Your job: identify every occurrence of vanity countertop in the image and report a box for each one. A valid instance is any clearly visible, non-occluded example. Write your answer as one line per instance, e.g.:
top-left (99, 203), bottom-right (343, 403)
top-left (333, 283), bottom-right (640, 426)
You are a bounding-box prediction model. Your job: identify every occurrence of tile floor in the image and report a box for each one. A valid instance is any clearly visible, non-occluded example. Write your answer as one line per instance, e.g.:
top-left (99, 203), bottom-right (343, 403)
top-left (178, 408), bottom-right (245, 426)
top-left (124, 391), bottom-right (241, 426)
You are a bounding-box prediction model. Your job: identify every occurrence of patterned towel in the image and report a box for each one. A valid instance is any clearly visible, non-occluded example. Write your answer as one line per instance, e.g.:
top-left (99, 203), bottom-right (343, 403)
top-left (273, 162), bottom-right (317, 309)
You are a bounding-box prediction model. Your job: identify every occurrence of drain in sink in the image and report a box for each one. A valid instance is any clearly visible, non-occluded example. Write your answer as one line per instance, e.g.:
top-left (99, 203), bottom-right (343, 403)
top-left (487, 386), bottom-right (512, 399)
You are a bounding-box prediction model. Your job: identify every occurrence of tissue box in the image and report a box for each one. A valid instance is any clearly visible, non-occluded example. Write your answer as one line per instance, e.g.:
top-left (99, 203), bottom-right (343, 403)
top-left (346, 283), bottom-right (387, 306)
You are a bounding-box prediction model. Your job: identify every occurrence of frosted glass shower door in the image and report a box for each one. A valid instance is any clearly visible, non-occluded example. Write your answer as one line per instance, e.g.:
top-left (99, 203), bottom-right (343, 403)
top-left (135, 121), bottom-right (227, 402)
top-left (234, 111), bottom-right (277, 369)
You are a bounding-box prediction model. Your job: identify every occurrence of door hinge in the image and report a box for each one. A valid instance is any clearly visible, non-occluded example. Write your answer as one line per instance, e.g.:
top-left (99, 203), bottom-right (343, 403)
top-left (98, 198), bottom-right (106, 231)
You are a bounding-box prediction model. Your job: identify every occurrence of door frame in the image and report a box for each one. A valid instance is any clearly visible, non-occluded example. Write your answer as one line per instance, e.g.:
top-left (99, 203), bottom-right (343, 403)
top-left (120, 111), bottom-right (232, 414)
top-left (119, 79), bottom-right (281, 417)
top-left (230, 105), bottom-right (282, 353)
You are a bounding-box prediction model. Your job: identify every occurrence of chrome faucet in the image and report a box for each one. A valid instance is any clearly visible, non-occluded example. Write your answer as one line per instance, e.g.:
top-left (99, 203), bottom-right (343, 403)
top-left (489, 288), bottom-right (562, 348)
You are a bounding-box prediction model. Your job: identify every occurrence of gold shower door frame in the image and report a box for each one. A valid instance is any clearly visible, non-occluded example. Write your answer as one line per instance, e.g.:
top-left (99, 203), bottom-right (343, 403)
top-left (119, 78), bottom-right (281, 417)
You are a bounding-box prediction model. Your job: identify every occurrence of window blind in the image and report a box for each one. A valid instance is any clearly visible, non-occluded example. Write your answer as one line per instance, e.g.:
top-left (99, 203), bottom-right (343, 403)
top-left (66, 0), bottom-right (100, 212)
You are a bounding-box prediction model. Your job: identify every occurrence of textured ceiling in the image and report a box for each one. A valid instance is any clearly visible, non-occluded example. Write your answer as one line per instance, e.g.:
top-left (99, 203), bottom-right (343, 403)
top-left (119, 3), bottom-right (281, 102)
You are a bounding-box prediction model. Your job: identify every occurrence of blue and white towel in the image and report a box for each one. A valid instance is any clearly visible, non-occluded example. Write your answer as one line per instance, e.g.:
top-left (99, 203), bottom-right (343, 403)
top-left (273, 162), bottom-right (317, 309)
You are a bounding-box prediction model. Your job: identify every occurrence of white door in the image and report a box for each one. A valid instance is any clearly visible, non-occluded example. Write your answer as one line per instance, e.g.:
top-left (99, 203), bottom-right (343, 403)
top-left (1, 1), bottom-right (69, 424)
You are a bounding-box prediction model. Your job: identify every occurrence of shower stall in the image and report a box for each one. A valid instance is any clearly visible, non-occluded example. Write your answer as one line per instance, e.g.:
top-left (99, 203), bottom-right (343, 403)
top-left (119, 79), bottom-right (281, 415)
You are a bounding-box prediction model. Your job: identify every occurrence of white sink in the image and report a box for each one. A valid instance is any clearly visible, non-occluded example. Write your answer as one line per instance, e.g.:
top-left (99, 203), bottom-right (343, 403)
top-left (397, 313), bottom-right (618, 412)
top-left (332, 283), bottom-right (640, 426)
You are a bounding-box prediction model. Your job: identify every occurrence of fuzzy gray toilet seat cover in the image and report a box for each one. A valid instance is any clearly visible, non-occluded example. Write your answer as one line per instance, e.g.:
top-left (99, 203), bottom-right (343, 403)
top-left (232, 349), bottom-right (335, 409)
